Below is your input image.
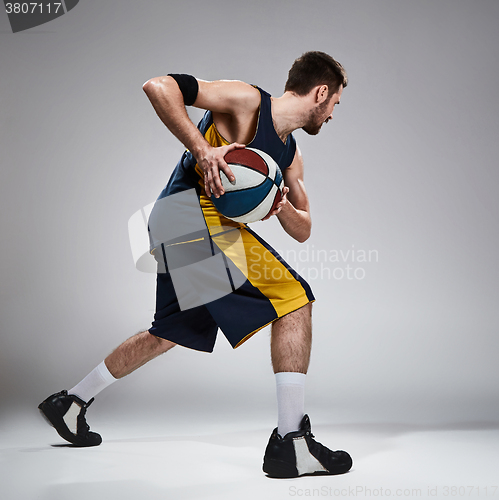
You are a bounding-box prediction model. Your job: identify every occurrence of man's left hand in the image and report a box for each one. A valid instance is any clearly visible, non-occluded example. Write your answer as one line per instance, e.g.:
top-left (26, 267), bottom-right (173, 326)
top-left (262, 186), bottom-right (290, 220)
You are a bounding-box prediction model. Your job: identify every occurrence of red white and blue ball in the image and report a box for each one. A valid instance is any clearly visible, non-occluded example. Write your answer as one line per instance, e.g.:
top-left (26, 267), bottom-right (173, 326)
top-left (213, 148), bottom-right (284, 223)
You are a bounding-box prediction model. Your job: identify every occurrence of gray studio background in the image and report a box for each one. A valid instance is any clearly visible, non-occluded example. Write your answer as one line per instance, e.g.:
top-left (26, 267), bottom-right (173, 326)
top-left (1, 0), bottom-right (498, 435)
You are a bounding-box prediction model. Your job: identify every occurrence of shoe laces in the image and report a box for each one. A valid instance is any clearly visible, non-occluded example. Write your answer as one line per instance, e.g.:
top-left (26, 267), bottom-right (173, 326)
top-left (76, 398), bottom-right (94, 436)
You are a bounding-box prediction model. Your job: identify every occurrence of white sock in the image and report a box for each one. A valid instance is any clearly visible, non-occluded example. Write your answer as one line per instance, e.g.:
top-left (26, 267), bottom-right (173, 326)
top-left (275, 371), bottom-right (306, 437)
top-left (68, 361), bottom-right (117, 403)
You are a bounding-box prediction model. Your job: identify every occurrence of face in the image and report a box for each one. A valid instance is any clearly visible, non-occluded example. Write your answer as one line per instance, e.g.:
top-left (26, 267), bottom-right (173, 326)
top-left (302, 85), bottom-right (343, 136)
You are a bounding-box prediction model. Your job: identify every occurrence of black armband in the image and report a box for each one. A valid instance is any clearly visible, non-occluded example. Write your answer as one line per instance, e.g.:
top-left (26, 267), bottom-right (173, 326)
top-left (167, 73), bottom-right (199, 106)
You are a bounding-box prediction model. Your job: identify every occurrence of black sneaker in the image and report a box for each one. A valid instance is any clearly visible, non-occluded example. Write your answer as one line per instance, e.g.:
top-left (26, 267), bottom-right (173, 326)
top-left (263, 414), bottom-right (352, 478)
top-left (38, 390), bottom-right (102, 447)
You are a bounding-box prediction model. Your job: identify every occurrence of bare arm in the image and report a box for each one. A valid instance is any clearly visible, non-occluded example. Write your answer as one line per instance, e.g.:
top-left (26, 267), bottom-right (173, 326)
top-left (272, 146), bottom-right (312, 243)
top-left (142, 76), bottom-right (259, 197)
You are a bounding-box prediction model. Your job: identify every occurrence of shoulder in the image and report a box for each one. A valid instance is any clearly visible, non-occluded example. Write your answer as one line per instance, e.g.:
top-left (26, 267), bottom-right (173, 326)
top-left (286, 143), bottom-right (303, 175)
top-left (195, 80), bottom-right (261, 115)
top-left (280, 133), bottom-right (297, 170)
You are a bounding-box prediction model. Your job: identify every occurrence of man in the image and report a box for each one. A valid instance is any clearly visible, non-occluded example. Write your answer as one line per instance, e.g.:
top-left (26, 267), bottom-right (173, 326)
top-left (39, 51), bottom-right (352, 478)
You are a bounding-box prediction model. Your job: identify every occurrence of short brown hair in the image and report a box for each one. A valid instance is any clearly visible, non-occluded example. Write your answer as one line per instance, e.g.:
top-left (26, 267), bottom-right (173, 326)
top-left (285, 51), bottom-right (348, 96)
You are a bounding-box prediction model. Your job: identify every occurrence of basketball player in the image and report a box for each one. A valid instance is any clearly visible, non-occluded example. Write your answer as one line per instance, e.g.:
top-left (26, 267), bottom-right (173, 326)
top-left (39, 51), bottom-right (352, 478)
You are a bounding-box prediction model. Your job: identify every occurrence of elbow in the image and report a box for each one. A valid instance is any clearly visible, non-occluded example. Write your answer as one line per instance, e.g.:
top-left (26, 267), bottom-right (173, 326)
top-left (296, 226), bottom-right (311, 243)
top-left (142, 77), bottom-right (159, 96)
top-left (142, 76), bottom-right (172, 96)
top-left (143, 76), bottom-right (181, 102)
top-left (297, 218), bottom-right (311, 243)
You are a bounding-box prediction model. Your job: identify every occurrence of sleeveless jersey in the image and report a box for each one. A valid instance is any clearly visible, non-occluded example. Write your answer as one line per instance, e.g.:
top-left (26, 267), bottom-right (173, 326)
top-left (157, 86), bottom-right (296, 201)
top-left (149, 86), bottom-right (313, 353)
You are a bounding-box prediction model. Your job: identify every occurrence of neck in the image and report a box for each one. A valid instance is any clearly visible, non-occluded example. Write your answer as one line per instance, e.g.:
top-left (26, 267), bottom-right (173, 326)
top-left (271, 92), bottom-right (311, 142)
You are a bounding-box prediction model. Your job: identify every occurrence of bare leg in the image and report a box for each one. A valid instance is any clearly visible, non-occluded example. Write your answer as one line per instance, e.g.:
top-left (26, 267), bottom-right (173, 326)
top-left (105, 331), bottom-right (176, 379)
top-left (38, 331), bottom-right (175, 447)
top-left (271, 303), bottom-right (312, 374)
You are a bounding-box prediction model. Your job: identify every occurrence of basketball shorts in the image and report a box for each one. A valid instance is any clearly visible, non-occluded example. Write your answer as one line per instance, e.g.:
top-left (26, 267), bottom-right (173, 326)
top-left (148, 192), bottom-right (315, 352)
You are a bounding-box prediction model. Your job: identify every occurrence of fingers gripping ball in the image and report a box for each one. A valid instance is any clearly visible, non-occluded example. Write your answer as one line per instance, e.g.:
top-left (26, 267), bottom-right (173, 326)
top-left (212, 148), bottom-right (284, 223)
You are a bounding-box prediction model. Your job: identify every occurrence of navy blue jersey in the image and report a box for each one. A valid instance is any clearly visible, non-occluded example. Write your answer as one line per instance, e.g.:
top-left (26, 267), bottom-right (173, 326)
top-left (149, 86), bottom-right (313, 353)
top-left (157, 86), bottom-right (296, 200)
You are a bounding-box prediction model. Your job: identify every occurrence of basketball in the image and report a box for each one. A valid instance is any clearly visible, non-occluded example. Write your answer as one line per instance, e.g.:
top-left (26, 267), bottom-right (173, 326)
top-left (212, 148), bottom-right (284, 223)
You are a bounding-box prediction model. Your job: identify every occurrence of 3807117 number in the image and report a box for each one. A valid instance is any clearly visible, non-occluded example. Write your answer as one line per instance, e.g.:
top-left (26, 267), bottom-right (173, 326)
top-left (5, 3), bottom-right (62, 14)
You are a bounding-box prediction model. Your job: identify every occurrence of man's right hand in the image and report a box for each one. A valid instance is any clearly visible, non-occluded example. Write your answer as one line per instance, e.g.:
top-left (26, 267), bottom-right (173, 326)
top-left (143, 76), bottom-right (258, 197)
top-left (198, 142), bottom-right (245, 198)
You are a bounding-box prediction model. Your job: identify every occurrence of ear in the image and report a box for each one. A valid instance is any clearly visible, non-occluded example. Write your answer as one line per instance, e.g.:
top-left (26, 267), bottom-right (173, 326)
top-left (315, 85), bottom-right (329, 105)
